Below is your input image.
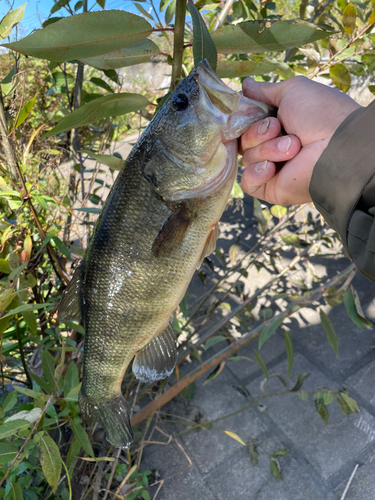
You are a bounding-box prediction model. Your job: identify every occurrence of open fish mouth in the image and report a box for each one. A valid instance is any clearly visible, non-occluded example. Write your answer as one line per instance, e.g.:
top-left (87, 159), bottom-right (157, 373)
top-left (167, 60), bottom-right (274, 201)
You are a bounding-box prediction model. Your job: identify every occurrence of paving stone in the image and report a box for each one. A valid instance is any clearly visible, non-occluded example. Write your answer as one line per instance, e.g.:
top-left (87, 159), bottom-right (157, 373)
top-left (140, 440), bottom-right (217, 500)
top-left (246, 353), bottom-right (375, 481)
top-left (204, 434), bottom-right (328, 500)
top-left (334, 458), bottom-right (375, 500)
top-left (177, 368), bottom-right (268, 475)
top-left (287, 298), bottom-right (375, 378)
top-left (345, 359), bottom-right (375, 408)
top-left (226, 333), bottom-right (286, 384)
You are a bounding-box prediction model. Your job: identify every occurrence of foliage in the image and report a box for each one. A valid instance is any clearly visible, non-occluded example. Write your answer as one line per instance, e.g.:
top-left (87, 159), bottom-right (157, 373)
top-left (0, 0), bottom-right (373, 496)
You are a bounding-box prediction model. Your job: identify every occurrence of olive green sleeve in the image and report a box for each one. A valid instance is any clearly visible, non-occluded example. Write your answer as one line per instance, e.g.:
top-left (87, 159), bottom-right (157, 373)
top-left (309, 100), bottom-right (375, 281)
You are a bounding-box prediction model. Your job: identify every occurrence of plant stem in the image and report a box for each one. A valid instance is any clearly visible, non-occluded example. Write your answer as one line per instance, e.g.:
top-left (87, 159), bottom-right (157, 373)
top-left (211, 0), bottom-right (235, 31)
top-left (0, 91), bottom-right (18, 181)
top-left (15, 318), bottom-right (32, 388)
top-left (170, 0), bottom-right (187, 89)
top-left (131, 262), bottom-right (356, 427)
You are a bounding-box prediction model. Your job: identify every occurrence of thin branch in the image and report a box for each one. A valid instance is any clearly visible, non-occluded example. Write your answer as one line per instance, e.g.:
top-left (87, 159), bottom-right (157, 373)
top-left (131, 262), bottom-right (356, 427)
top-left (170, 0), bottom-right (187, 88)
top-left (0, 91), bottom-right (18, 181)
top-left (211, 0), bottom-right (235, 31)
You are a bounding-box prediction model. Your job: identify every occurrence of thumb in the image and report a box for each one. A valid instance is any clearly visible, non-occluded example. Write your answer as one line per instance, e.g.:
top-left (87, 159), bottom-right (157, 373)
top-left (242, 78), bottom-right (286, 108)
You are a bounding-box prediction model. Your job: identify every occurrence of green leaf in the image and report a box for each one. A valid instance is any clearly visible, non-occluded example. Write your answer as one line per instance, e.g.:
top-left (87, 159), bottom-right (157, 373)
top-left (13, 385), bottom-right (43, 399)
top-left (97, 0), bottom-right (106, 7)
top-left (64, 361), bottom-right (79, 397)
top-left (22, 309), bottom-right (37, 335)
top-left (165, 0), bottom-right (176, 25)
top-left (253, 349), bottom-right (268, 380)
top-left (211, 20), bottom-right (329, 54)
top-left (343, 286), bottom-right (372, 329)
top-left (297, 390), bottom-right (309, 401)
top-left (258, 315), bottom-right (284, 350)
top-left (90, 77), bottom-right (114, 93)
top-left (80, 150), bottom-right (124, 171)
top-left (280, 233), bottom-right (304, 248)
top-left (5, 408), bottom-right (42, 424)
top-left (272, 449), bottom-right (288, 458)
top-left (187, 0), bottom-right (217, 71)
top-left (0, 3), bottom-right (27, 40)
top-left (204, 335), bottom-right (226, 350)
top-left (271, 205), bottom-right (287, 218)
top-left (217, 59), bottom-right (284, 78)
top-left (319, 309), bottom-right (338, 357)
top-left (224, 430), bottom-right (246, 446)
top-left (1, 64), bottom-right (18, 97)
top-left (12, 95), bottom-right (37, 130)
top-left (38, 435), bottom-right (62, 493)
top-left (2, 11), bottom-right (152, 62)
top-left (2, 390), bottom-right (18, 413)
top-left (248, 441), bottom-right (259, 465)
top-left (42, 350), bottom-right (56, 388)
top-left (330, 63), bottom-right (351, 92)
top-left (284, 330), bottom-right (293, 378)
top-left (71, 420), bottom-right (95, 458)
top-left (30, 372), bottom-right (54, 394)
top-left (253, 198), bottom-right (268, 233)
top-left (270, 459), bottom-right (281, 480)
top-left (66, 437), bottom-right (81, 468)
top-left (134, 3), bottom-right (154, 21)
top-left (1, 302), bottom-right (50, 320)
top-left (203, 361), bottom-right (226, 385)
top-left (73, 207), bottom-right (101, 214)
top-left (290, 372), bottom-right (309, 392)
top-left (0, 419), bottom-right (30, 439)
top-left (11, 482), bottom-right (24, 500)
top-left (231, 181), bottom-right (244, 199)
top-left (315, 399), bottom-right (329, 425)
top-left (0, 443), bottom-right (18, 465)
top-left (343, 3), bottom-right (356, 34)
top-left (44, 93), bottom-right (148, 137)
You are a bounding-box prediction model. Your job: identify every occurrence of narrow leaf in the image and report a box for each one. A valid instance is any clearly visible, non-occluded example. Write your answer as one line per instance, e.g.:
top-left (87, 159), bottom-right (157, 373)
top-left (315, 399), bottom-right (329, 425)
top-left (284, 330), bottom-right (293, 378)
top-left (1, 64), bottom-right (18, 97)
top-left (204, 335), bottom-right (226, 350)
top-left (80, 150), bottom-right (124, 171)
top-left (343, 3), bottom-right (356, 34)
top-left (71, 420), bottom-right (95, 458)
top-left (165, 0), bottom-right (176, 25)
top-left (203, 361), bottom-right (226, 385)
top-left (66, 438), bottom-right (81, 469)
top-left (38, 435), bottom-right (62, 493)
top-left (258, 315), bottom-right (285, 350)
top-left (90, 77), bottom-right (114, 93)
top-left (224, 430), bottom-right (246, 446)
top-left (187, 0), bottom-right (217, 71)
top-left (270, 459), bottom-right (281, 480)
top-left (13, 95), bottom-right (37, 130)
top-left (319, 309), bottom-right (338, 357)
top-left (42, 350), bottom-right (56, 388)
top-left (0, 443), bottom-right (18, 465)
top-left (2, 11), bottom-right (152, 62)
top-left (22, 309), bottom-right (38, 334)
top-left (64, 361), bottom-right (79, 397)
top-left (253, 349), bottom-right (268, 380)
top-left (343, 286), bottom-right (372, 329)
top-left (0, 3), bottom-right (27, 40)
top-left (44, 93), bottom-right (148, 137)
top-left (134, 3), bottom-right (154, 21)
top-left (13, 385), bottom-right (44, 399)
top-left (290, 372), bottom-right (309, 392)
top-left (217, 59), bottom-right (288, 78)
top-left (0, 419), bottom-right (30, 439)
top-left (212, 20), bottom-right (330, 54)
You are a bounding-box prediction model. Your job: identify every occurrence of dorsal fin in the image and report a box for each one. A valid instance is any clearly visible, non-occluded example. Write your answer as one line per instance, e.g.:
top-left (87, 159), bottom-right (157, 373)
top-left (152, 203), bottom-right (196, 258)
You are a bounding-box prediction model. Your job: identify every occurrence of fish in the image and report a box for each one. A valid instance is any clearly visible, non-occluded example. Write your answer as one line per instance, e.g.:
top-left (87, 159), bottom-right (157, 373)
top-left (58, 59), bottom-right (273, 448)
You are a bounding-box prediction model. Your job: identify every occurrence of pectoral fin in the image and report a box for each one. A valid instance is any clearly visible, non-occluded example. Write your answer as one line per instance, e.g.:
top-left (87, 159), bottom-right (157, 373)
top-left (132, 324), bottom-right (177, 383)
top-left (198, 224), bottom-right (219, 268)
top-left (57, 262), bottom-right (83, 323)
top-left (152, 204), bottom-right (195, 258)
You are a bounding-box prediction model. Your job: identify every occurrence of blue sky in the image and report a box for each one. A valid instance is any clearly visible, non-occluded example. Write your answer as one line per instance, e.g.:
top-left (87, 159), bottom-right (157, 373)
top-left (0, 0), bottom-right (136, 33)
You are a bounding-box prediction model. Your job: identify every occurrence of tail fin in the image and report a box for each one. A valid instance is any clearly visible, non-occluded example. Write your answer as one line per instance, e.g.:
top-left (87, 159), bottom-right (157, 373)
top-left (79, 392), bottom-right (134, 449)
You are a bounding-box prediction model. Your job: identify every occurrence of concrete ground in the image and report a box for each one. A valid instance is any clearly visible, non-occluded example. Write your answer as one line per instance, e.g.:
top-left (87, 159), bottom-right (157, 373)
top-left (137, 194), bottom-right (375, 500)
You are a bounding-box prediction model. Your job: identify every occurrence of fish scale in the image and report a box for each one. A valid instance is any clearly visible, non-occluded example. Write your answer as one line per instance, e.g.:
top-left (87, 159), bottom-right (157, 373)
top-left (58, 59), bottom-right (273, 448)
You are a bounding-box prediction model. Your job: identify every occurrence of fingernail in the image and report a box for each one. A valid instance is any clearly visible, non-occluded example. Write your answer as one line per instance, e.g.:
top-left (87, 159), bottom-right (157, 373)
top-left (277, 136), bottom-right (291, 153)
top-left (255, 160), bottom-right (268, 173)
top-left (257, 118), bottom-right (269, 135)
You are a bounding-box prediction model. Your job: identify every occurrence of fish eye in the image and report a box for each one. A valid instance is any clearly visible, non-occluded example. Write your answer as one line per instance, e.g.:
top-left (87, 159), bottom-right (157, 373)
top-left (172, 93), bottom-right (189, 111)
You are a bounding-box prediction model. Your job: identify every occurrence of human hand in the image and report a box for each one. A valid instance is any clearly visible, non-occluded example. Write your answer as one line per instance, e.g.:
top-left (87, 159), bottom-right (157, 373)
top-left (240, 76), bottom-right (361, 206)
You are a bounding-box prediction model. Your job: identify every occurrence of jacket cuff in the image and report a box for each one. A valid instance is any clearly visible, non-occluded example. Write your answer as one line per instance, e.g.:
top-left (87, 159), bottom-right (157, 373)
top-left (309, 101), bottom-right (375, 254)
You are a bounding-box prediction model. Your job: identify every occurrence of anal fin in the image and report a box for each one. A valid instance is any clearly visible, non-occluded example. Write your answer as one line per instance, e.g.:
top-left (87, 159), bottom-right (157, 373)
top-left (198, 224), bottom-right (219, 268)
top-left (57, 262), bottom-right (83, 323)
top-left (132, 324), bottom-right (177, 383)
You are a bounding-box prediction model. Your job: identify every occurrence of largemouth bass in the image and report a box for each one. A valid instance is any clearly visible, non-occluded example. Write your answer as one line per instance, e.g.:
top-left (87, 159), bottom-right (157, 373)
top-left (58, 60), bottom-right (272, 448)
